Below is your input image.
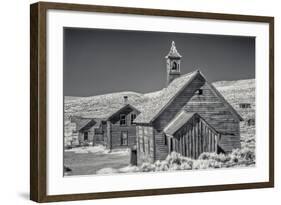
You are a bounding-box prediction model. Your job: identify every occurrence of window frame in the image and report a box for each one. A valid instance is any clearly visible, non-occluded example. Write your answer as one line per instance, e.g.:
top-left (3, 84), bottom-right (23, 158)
top-left (131, 113), bottom-right (137, 125)
top-left (172, 61), bottom-right (178, 71)
top-left (84, 132), bottom-right (88, 141)
top-left (120, 114), bottom-right (127, 126)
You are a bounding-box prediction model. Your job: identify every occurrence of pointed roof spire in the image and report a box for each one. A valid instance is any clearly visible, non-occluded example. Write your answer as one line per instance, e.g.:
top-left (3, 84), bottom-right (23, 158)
top-left (165, 41), bottom-right (182, 59)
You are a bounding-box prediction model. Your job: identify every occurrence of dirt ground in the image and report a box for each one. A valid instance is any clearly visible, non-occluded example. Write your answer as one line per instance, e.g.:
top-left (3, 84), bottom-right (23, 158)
top-left (64, 146), bottom-right (130, 176)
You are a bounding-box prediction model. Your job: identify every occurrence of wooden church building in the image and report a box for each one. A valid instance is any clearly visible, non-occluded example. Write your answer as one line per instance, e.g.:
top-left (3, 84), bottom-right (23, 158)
top-left (134, 41), bottom-right (243, 165)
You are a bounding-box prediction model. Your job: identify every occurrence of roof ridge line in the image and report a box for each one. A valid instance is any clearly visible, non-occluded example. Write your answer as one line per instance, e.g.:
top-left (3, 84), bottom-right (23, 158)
top-left (149, 70), bottom-right (200, 123)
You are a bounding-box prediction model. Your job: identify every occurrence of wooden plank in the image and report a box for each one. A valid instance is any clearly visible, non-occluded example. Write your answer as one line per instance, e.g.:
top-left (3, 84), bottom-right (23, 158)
top-left (182, 134), bottom-right (186, 156)
top-left (184, 132), bottom-right (187, 156)
top-left (195, 119), bottom-right (198, 158)
top-left (192, 125), bottom-right (195, 158)
top-left (188, 129), bottom-right (191, 157)
top-left (199, 121), bottom-right (201, 156)
top-left (213, 133), bottom-right (216, 152)
top-left (186, 130), bottom-right (189, 157)
top-left (197, 120), bottom-right (200, 157)
top-left (214, 134), bottom-right (218, 153)
top-left (198, 120), bottom-right (202, 156)
top-left (179, 134), bottom-right (182, 155)
top-left (208, 129), bottom-right (212, 152)
top-left (201, 122), bottom-right (204, 153)
top-left (203, 124), bottom-right (206, 152)
top-left (210, 132), bottom-right (213, 152)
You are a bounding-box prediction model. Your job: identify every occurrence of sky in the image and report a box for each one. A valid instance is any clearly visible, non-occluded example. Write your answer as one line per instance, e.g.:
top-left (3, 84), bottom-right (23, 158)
top-left (63, 27), bottom-right (255, 97)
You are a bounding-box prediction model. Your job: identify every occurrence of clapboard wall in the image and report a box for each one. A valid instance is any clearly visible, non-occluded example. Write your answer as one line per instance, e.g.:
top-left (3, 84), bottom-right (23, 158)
top-left (184, 82), bottom-right (241, 152)
top-left (153, 75), bottom-right (205, 160)
top-left (106, 109), bottom-right (139, 149)
top-left (169, 114), bottom-right (218, 159)
top-left (152, 74), bottom-right (240, 161)
top-left (136, 125), bottom-right (154, 165)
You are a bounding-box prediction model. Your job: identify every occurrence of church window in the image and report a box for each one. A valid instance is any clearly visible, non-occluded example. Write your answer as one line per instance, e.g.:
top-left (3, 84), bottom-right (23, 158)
top-left (172, 62), bottom-right (178, 70)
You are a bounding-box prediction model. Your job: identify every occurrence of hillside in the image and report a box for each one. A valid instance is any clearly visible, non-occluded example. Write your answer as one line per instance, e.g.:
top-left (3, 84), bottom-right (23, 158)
top-left (214, 79), bottom-right (255, 150)
top-left (64, 79), bottom-right (255, 122)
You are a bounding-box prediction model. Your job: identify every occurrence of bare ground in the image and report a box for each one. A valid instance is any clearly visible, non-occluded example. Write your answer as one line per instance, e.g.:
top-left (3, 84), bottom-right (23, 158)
top-left (64, 146), bottom-right (130, 176)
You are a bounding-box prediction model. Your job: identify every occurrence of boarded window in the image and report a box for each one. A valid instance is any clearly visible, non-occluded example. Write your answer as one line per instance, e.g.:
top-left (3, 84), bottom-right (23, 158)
top-left (121, 131), bottom-right (128, 146)
top-left (131, 113), bottom-right (136, 125)
top-left (120, 114), bottom-right (126, 126)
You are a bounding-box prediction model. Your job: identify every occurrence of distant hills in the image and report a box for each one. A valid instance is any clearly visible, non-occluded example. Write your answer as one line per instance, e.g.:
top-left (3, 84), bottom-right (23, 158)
top-left (65, 78), bottom-right (255, 122)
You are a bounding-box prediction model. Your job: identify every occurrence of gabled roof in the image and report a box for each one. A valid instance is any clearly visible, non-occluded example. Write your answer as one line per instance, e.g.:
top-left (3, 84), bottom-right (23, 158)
top-left (134, 70), bottom-right (199, 124)
top-left (70, 116), bottom-right (99, 132)
top-left (134, 70), bottom-right (243, 124)
top-left (106, 104), bottom-right (140, 123)
top-left (164, 111), bottom-right (195, 137)
top-left (164, 111), bottom-right (219, 137)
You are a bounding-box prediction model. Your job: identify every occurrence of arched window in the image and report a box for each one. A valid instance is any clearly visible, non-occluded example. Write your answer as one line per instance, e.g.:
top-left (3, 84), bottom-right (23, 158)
top-left (172, 62), bottom-right (178, 71)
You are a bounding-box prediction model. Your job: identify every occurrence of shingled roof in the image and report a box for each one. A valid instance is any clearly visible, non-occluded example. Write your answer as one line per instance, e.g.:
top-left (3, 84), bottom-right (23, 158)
top-left (134, 70), bottom-right (243, 124)
top-left (163, 111), bottom-right (196, 137)
top-left (134, 70), bottom-right (199, 124)
top-left (70, 116), bottom-right (99, 132)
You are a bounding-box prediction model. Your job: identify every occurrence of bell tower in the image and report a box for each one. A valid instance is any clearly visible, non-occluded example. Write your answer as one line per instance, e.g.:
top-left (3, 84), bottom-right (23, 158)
top-left (165, 41), bottom-right (182, 86)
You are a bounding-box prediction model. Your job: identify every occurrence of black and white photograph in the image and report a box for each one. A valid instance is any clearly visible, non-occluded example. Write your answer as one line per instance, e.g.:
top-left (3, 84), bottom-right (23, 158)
top-left (63, 28), bottom-right (256, 176)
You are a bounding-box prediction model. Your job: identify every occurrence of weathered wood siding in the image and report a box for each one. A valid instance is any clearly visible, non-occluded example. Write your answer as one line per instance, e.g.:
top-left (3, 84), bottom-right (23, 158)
top-left (153, 76), bottom-right (205, 130)
top-left (154, 130), bottom-right (168, 161)
top-left (183, 82), bottom-right (241, 152)
top-left (136, 126), bottom-right (154, 165)
top-left (169, 115), bottom-right (218, 159)
top-left (78, 130), bottom-right (94, 145)
top-left (153, 75), bottom-right (205, 160)
top-left (107, 110), bottom-right (139, 149)
top-left (153, 74), bottom-right (240, 160)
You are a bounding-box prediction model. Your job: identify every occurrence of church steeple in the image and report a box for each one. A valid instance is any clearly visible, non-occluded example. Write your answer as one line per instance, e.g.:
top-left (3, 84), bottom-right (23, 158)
top-left (165, 41), bottom-right (182, 86)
